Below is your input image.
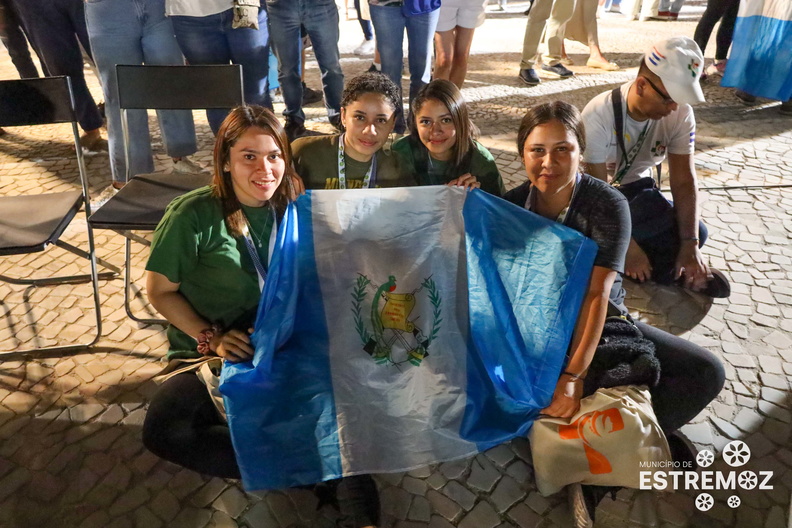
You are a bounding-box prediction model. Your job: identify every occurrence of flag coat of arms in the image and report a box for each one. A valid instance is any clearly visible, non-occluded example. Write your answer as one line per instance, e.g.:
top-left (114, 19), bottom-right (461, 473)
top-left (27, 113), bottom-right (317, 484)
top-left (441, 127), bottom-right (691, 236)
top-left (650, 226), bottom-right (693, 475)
top-left (220, 187), bottom-right (598, 491)
top-left (721, 0), bottom-right (792, 101)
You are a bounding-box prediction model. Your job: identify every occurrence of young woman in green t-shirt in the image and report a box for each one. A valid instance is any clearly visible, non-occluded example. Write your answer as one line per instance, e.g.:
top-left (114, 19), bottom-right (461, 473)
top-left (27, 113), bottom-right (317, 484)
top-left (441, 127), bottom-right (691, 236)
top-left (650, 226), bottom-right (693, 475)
top-left (391, 79), bottom-right (505, 196)
top-left (292, 72), bottom-right (413, 190)
top-left (142, 106), bottom-right (381, 528)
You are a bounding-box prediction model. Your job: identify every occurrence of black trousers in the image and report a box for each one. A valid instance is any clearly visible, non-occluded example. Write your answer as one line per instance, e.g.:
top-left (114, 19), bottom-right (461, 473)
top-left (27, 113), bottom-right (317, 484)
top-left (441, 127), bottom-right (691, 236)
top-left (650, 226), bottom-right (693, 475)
top-left (693, 0), bottom-right (740, 61)
top-left (618, 178), bottom-right (709, 285)
top-left (143, 372), bottom-right (380, 528)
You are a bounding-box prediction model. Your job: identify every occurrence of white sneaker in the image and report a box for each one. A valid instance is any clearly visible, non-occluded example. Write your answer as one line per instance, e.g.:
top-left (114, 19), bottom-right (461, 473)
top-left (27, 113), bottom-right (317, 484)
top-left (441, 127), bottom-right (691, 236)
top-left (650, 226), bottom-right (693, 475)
top-left (353, 39), bottom-right (376, 56)
top-left (172, 157), bottom-right (209, 174)
top-left (91, 184), bottom-right (119, 211)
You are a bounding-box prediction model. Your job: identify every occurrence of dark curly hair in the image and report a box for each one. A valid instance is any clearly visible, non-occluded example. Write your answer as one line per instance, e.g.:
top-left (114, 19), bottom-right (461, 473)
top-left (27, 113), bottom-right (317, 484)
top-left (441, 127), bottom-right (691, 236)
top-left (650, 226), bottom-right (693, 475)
top-left (340, 72), bottom-right (402, 115)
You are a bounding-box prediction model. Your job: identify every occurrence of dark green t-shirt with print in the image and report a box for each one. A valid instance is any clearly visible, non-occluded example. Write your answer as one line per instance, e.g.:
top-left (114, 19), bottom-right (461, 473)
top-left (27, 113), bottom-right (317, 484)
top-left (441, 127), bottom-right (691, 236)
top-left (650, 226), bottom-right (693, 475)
top-left (146, 186), bottom-right (274, 359)
top-left (391, 136), bottom-right (505, 197)
top-left (292, 134), bottom-right (414, 189)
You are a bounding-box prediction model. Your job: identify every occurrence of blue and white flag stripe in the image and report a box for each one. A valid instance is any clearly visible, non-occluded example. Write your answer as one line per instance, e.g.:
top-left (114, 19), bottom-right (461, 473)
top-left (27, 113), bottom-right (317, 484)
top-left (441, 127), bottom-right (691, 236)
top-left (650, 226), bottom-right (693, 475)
top-left (721, 0), bottom-right (792, 101)
top-left (221, 187), bottom-right (597, 491)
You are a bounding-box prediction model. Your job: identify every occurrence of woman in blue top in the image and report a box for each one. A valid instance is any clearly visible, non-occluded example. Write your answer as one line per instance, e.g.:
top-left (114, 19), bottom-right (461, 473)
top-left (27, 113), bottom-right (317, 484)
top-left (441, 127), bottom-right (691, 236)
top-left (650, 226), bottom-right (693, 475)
top-left (392, 79), bottom-right (505, 195)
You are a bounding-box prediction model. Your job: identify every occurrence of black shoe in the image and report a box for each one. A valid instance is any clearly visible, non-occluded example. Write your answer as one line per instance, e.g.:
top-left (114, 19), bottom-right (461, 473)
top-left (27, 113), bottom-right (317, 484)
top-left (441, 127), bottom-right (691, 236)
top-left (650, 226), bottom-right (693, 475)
top-left (519, 68), bottom-right (540, 86)
top-left (735, 89), bottom-right (757, 105)
top-left (302, 82), bottom-right (323, 106)
top-left (700, 267), bottom-right (731, 298)
top-left (542, 62), bottom-right (574, 78)
top-left (284, 120), bottom-right (307, 142)
top-left (666, 431), bottom-right (699, 471)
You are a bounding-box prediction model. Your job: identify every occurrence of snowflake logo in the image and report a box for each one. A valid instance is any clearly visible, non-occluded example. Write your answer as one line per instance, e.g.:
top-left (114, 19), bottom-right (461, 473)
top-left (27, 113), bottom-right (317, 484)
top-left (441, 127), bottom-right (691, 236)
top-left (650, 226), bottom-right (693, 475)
top-left (696, 449), bottom-right (714, 468)
top-left (727, 495), bottom-right (741, 508)
top-left (738, 471), bottom-right (757, 490)
top-left (723, 440), bottom-right (751, 467)
top-left (695, 493), bottom-right (714, 511)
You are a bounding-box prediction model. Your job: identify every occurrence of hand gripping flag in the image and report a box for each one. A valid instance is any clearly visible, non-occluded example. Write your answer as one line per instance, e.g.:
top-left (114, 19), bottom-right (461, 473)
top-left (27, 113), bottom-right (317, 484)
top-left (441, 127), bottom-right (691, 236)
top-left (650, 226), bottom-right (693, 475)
top-left (221, 187), bottom-right (598, 491)
top-left (721, 0), bottom-right (792, 101)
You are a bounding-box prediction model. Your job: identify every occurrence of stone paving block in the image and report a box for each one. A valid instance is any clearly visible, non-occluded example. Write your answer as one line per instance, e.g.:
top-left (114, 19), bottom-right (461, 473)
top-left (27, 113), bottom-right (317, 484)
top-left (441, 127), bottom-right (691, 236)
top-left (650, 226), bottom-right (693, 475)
top-left (427, 489), bottom-right (463, 522)
top-left (408, 495), bottom-right (432, 523)
top-left (490, 475), bottom-right (526, 513)
top-left (761, 387), bottom-right (791, 408)
top-left (458, 500), bottom-right (500, 528)
top-left (442, 480), bottom-right (477, 511)
top-left (485, 444), bottom-right (516, 468)
top-left (134, 506), bottom-right (164, 528)
top-left (524, 491), bottom-right (552, 516)
top-left (168, 468), bottom-right (206, 499)
top-left (439, 459), bottom-right (468, 480)
top-left (170, 506), bottom-right (213, 528)
top-left (109, 485), bottom-right (152, 517)
top-left (467, 455), bottom-right (501, 493)
top-left (266, 492), bottom-right (299, 527)
top-left (733, 408), bottom-right (765, 433)
top-left (241, 501), bottom-right (279, 527)
top-left (212, 485), bottom-right (248, 519)
top-left (190, 479), bottom-right (229, 508)
top-left (402, 475), bottom-right (429, 496)
top-left (150, 488), bottom-right (181, 522)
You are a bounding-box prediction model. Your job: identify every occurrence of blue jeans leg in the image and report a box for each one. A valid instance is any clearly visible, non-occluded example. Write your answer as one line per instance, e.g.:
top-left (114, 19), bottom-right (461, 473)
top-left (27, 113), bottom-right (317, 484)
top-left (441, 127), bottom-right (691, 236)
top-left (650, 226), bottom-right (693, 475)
top-left (353, 0), bottom-right (373, 40)
top-left (172, 9), bottom-right (270, 133)
top-left (301, 0), bottom-right (344, 120)
top-left (405, 9), bottom-right (439, 108)
top-left (369, 5), bottom-right (407, 132)
top-left (86, 0), bottom-right (196, 183)
top-left (15, 0), bottom-right (102, 131)
top-left (267, 0), bottom-right (305, 125)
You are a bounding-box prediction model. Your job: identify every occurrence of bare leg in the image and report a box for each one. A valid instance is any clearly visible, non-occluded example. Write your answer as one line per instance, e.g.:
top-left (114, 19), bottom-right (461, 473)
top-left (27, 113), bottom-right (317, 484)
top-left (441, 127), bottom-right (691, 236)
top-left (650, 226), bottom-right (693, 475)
top-left (433, 29), bottom-right (455, 81)
top-left (449, 27), bottom-right (476, 88)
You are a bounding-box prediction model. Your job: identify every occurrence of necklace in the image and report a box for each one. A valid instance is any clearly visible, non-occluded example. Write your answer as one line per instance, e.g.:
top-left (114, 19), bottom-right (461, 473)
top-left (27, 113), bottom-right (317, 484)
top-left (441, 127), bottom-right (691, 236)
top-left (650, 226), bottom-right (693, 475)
top-left (242, 209), bottom-right (271, 248)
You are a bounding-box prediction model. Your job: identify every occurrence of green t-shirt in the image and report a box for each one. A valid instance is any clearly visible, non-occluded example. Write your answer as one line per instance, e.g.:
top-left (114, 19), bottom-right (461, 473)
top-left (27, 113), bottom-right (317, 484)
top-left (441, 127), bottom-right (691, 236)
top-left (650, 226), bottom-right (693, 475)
top-left (292, 134), bottom-right (414, 190)
top-left (146, 186), bottom-right (274, 359)
top-left (391, 136), bottom-right (505, 197)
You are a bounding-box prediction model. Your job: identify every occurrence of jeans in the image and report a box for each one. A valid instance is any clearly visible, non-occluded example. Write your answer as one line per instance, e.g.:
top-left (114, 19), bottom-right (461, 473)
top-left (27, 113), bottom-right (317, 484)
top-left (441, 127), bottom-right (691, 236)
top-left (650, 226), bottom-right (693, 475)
top-left (85, 0), bottom-right (197, 184)
top-left (694, 0), bottom-right (739, 61)
top-left (354, 0), bottom-right (373, 40)
top-left (266, 0), bottom-right (344, 126)
top-left (369, 4), bottom-right (439, 133)
top-left (171, 8), bottom-right (271, 133)
top-left (618, 178), bottom-right (709, 285)
top-left (0, 0), bottom-right (39, 78)
top-left (13, 0), bottom-right (103, 132)
top-left (658, 0), bottom-right (685, 13)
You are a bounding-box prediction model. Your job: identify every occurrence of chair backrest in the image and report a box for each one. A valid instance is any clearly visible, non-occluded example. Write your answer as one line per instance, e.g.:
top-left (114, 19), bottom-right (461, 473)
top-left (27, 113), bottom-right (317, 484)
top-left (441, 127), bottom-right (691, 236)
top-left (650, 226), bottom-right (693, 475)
top-left (116, 65), bottom-right (245, 110)
top-left (0, 76), bottom-right (77, 127)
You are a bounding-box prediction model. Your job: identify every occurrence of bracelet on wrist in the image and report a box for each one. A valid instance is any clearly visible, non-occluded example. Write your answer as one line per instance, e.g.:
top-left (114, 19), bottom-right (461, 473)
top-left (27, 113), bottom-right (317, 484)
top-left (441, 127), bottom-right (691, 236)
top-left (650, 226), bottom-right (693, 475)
top-left (196, 323), bottom-right (222, 356)
top-left (562, 370), bottom-right (585, 381)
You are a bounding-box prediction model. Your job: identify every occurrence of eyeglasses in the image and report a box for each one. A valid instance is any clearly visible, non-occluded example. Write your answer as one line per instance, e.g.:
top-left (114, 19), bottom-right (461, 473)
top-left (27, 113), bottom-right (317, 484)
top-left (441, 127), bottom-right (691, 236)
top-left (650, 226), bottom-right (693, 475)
top-left (641, 76), bottom-right (675, 105)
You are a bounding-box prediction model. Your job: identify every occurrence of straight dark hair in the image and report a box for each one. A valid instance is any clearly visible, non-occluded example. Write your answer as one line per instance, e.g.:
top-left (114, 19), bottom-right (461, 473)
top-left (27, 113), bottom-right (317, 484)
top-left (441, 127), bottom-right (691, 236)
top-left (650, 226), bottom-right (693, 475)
top-left (408, 79), bottom-right (479, 178)
top-left (517, 101), bottom-right (586, 158)
top-left (212, 105), bottom-right (299, 237)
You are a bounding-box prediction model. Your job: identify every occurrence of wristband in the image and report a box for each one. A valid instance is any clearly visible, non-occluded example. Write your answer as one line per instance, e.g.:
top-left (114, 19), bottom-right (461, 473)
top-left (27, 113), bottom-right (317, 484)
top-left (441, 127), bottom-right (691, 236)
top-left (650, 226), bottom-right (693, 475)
top-left (196, 323), bottom-right (222, 356)
top-left (563, 370), bottom-right (585, 381)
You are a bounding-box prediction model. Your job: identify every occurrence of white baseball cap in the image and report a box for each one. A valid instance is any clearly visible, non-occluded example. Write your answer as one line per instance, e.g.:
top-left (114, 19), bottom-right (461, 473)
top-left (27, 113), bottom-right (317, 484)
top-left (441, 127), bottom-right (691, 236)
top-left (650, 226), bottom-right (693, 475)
top-left (645, 36), bottom-right (705, 105)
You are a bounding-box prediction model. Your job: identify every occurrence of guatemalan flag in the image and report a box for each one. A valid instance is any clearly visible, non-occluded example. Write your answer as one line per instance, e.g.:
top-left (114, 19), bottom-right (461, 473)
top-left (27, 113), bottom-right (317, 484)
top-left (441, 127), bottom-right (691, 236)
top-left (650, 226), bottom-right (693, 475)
top-left (721, 0), bottom-right (792, 101)
top-left (220, 187), bottom-right (597, 491)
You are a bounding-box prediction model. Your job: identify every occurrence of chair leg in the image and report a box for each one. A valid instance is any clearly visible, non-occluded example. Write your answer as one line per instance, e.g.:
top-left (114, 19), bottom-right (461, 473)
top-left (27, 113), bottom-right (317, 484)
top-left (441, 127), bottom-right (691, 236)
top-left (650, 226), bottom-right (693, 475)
top-left (0, 226), bottom-right (104, 355)
top-left (123, 238), bottom-right (167, 326)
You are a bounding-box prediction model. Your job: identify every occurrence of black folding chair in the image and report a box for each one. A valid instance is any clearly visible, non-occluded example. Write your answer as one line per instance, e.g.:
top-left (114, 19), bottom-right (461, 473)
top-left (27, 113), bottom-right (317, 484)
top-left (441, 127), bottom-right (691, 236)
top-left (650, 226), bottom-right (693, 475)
top-left (89, 65), bottom-right (244, 325)
top-left (0, 76), bottom-right (117, 354)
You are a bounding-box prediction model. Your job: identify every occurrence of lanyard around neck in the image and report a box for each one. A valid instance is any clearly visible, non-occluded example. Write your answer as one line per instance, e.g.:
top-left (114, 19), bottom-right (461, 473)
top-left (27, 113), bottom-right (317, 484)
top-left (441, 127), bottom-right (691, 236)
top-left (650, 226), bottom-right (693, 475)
top-left (337, 133), bottom-right (377, 189)
top-left (611, 86), bottom-right (654, 186)
top-left (241, 209), bottom-right (277, 292)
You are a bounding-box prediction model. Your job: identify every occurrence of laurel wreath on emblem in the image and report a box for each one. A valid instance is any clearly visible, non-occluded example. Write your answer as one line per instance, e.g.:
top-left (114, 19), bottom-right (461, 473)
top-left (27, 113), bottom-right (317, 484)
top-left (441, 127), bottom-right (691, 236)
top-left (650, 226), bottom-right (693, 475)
top-left (351, 274), bottom-right (442, 367)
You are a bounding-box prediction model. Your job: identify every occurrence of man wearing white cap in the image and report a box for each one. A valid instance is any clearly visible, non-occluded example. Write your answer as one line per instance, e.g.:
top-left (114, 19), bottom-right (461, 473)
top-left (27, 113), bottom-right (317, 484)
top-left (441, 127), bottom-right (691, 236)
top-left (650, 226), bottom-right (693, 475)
top-left (581, 36), bottom-right (730, 298)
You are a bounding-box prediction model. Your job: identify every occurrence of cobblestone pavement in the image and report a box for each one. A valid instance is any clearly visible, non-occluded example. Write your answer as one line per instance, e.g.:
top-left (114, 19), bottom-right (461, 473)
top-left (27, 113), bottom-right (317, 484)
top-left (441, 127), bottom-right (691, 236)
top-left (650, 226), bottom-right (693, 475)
top-left (1, 3), bottom-right (791, 527)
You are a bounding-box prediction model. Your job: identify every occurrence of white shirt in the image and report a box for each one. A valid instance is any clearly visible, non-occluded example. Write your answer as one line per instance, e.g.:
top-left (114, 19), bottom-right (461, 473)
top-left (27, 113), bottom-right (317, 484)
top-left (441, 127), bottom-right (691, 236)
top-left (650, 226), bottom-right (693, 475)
top-left (166, 0), bottom-right (233, 17)
top-left (581, 81), bottom-right (696, 185)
